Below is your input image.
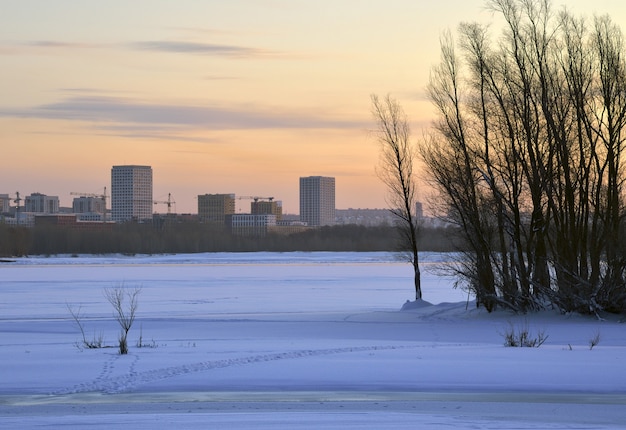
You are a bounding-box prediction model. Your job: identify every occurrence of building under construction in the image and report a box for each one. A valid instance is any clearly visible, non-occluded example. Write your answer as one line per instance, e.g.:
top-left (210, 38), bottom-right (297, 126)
top-left (250, 198), bottom-right (282, 221)
top-left (197, 193), bottom-right (236, 223)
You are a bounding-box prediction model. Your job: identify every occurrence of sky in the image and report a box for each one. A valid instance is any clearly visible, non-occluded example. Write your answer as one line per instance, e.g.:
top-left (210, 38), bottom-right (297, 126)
top-left (1, 1), bottom-right (625, 214)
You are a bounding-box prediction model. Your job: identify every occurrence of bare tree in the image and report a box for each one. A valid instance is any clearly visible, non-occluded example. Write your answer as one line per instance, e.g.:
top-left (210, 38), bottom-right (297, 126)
top-left (371, 94), bottom-right (422, 300)
top-left (422, 31), bottom-right (500, 311)
top-left (104, 285), bottom-right (141, 355)
top-left (423, 0), bottom-right (626, 314)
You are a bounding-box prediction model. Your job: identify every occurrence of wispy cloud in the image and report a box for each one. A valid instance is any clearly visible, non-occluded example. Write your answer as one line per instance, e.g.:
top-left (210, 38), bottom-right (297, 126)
top-left (0, 95), bottom-right (368, 139)
top-left (1, 39), bottom-right (289, 60)
top-left (57, 87), bottom-right (137, 95)
top-left (0, 40), bottom-right (102, 55)
top-left (93, 124), bottom-right (222, 144)
top-left (27, 41), bottom-right (93, 48)
top-left (128, 40), bottom-right (279, 58)
top-left (26, 40), bottom-right (108, 52)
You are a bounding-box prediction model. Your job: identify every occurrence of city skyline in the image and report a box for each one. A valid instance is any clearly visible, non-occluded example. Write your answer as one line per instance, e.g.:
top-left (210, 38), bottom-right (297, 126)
top-left (3, 172), bottom-right (338, 217)
top-left (1, 1), bottom-right (622, 214)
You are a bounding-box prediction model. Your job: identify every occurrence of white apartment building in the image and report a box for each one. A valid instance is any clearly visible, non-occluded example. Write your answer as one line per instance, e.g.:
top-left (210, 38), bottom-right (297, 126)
top-left (227, 214), bottom-right (276, 236)
top-left (111, 165), bottom-right (153, 222)
top-left (299, 176), bottom-right (335, 226)
top-left (24, 193), bottom-right (59, 214)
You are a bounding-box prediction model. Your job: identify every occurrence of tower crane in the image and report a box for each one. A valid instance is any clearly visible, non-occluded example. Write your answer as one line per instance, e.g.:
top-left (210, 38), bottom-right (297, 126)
top-left (13, 192), bottom-right (21, 224)
top-left (13, 191), bottom-right (21, 208)
top-left (236, 196), bottom-right (277, 215)
top-left (70, 187), bottom-right (108, 222)
top-left (154, 193), bottom-right (176, 215)
top-left (237, 196), bottom-right (274, 202)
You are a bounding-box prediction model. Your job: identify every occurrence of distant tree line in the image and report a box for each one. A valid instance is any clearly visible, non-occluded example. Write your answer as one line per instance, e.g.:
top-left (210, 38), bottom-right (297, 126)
top-left (0, 222), bottom-right (460, 257)
top-left (0, 226), bottom-right (31, 257)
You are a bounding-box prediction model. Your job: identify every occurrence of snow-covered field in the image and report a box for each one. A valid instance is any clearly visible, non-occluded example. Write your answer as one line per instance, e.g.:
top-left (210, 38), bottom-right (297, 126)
top-left (1, 252), bottom-right (625, 429)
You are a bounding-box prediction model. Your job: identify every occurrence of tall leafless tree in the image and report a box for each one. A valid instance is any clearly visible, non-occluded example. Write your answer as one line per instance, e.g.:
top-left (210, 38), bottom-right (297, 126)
top-left (422, 31), bottom-right (499, 311)
top-left (423, 0), bottom-right (626, 314)
top-left (371, 94), bottom-right (422, 300)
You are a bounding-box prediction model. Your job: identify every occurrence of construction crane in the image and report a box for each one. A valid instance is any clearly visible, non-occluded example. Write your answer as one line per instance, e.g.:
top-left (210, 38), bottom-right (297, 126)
top-left (13, 192), bottom-right (21, 224)
top-left (236, 196), bottom-right (277, 215)
top-left (237, 196), bottom-right (274, 202)
top-left (70, 187), bottom-right (107, 222)
top-left (13, 191), bottom-right (21, 209)
top-left (70, 187), bottom-right (107, 202)
top-left (154, 193), bottom-right (176, 215)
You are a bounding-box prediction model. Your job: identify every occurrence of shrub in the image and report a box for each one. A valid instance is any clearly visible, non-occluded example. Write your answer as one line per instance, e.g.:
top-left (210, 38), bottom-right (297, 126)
top-left (589, 331), bottom-right (601, 350)
top-left (501, 322), bottom-right (548, 348)
top-left (104, 285), bottom-right (141, 355)
top-left (67, 304), bottom-right (105, 349)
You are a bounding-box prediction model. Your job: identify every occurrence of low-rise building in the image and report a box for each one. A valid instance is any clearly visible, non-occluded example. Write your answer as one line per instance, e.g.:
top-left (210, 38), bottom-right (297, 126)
top-left (226, 213), bottom-right (276, 236)
top-left (34, 214), bottom-right (114, 231)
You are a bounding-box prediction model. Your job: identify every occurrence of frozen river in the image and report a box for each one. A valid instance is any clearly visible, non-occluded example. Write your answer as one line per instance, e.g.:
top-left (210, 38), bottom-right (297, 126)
top-left (2, 252), bottom-right (624, 429)
top-left (1, 251), bottom-right (466, 319)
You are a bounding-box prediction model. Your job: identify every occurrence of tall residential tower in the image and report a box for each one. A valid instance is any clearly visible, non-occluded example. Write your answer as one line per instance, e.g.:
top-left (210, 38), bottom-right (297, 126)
top-left (111, 165), bottom-right (153, 222)
top-left (299, 176), bottom-right (335, 226)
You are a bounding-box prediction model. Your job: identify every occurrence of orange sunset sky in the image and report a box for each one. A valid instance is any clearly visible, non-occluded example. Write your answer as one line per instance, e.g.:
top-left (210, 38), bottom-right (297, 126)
top-left (1, 0), bottom-right (624, 214)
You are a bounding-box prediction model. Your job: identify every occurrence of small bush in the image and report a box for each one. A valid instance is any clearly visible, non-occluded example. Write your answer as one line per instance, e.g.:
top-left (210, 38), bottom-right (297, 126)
top-left (68, 285), bottom-right (142, 355)
top-left (136, 324), bottom-right (158, 348)
top-left (589, 331), bottom-right (601, 350)
top-left (501, 322), bottom-right (548, 348)
top-left (104, 285), bottom-right (141, 355)
top-left (67, 304), bottom-right (105, 349)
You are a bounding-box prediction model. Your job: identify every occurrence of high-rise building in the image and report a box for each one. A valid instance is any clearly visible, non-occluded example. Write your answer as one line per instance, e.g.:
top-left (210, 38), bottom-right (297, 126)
top-left (24, 193), bottom-right (59, 214)
top-left (111, 165), bottom-right (153, 222)
top-left (198, 193), bottom-right (235, 223)
top-left (299, 176), bottom-right (335, 226)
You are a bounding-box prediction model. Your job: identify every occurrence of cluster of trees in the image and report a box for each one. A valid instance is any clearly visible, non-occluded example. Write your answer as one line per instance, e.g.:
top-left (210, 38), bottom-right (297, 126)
top-left (0, 222), bottom-right (459, 257)
top-left (0, 226), bottom-right (30, 257)
top-left (421, 0), bottom-right (626, 314)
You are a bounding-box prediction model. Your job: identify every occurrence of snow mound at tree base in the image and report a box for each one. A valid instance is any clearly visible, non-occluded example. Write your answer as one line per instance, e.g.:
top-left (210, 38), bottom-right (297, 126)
top-left (400, 299), bottom-right (433, 310)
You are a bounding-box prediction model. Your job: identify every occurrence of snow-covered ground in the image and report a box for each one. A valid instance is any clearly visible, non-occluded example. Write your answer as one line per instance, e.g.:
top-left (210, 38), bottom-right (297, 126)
top-left (1, 252), bottom-right (625, 429)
